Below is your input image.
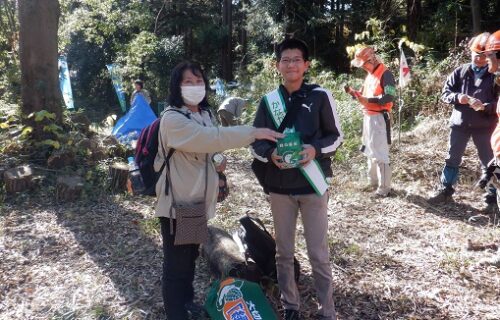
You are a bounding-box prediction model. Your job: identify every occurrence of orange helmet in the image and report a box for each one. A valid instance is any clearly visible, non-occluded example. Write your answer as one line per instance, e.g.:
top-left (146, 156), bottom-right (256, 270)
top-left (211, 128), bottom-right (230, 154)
top-left (351, 46), bottom-right (375, 68)
top-left (469, 32), bottom-right (490, 53)
top-left (485, 30), bottom-right (500, 52)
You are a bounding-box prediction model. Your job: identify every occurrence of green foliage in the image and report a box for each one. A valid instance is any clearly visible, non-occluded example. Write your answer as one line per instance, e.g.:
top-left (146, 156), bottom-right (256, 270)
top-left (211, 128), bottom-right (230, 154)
top-left (0, 0), bottom-right (19, 103)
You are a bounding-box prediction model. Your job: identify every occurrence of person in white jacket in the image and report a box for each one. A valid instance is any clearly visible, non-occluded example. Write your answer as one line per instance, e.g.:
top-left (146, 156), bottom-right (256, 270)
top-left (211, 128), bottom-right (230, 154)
top-left (154, 61), bottom-right (282, 320)
top-left (217, 96), bottom-right (248, 126)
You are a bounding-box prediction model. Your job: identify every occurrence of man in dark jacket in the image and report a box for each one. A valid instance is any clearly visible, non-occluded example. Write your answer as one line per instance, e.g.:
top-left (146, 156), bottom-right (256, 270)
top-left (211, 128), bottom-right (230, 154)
top-left (430, 32), bottom-right (499, 204)
top-left (252, 38), bottom-right (343, 320)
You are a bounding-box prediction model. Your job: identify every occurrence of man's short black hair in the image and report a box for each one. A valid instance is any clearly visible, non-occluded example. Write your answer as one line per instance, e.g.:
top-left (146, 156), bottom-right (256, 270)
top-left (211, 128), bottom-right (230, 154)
top-left (276, 38), bottom-right (309, 62)
top-left (134, 79), bottom-right (144, 89)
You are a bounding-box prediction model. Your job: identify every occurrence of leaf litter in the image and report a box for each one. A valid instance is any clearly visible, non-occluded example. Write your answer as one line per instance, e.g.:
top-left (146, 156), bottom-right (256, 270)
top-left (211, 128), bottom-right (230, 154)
top-left (0, 118), bottom-right (499, 320)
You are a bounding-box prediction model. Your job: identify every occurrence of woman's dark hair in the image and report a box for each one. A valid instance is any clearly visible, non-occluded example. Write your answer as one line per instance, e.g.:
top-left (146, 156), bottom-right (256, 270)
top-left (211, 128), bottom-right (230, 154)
top-left (276, 38), bottom-right (309, 62)
top-left (168, 61), bottom-right (211, 109)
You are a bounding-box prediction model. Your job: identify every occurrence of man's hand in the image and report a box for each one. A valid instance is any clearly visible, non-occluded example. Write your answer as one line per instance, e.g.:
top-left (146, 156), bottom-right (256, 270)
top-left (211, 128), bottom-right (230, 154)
top-left (357, 95), bottom-right (369, 106)
top-left (469, 97), bottom-right (485, 111)
top-left (458, 94), bottom-right (470, 104)
top-left (299, 144), bottom-right (316, 166)
top-left (270, 148), bottom-right (284, 169)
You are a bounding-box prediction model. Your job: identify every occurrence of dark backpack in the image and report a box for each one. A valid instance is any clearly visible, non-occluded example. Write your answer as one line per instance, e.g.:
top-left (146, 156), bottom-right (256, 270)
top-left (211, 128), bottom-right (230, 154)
top-left (238, 216), bottom-right (300, 283)
top-left (134, 109), bottom-right (190, 196)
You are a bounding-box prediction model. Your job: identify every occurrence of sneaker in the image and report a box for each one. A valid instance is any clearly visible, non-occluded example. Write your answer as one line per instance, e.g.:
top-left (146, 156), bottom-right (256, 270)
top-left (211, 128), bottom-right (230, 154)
top-left (185, 301), bottom-right (207, 319)
top-left (483, 191), bottom-right (496, 205)
top-left (316, 315), bottom-right (337, 320)
top-left (284, 309), bottom-right (301, 320)
top-left (428, 187), bottom-right (454, 204)
top-left (374, 188), bottom-right (391, 197)
top-left (483, 202), bottom-right (498, 213)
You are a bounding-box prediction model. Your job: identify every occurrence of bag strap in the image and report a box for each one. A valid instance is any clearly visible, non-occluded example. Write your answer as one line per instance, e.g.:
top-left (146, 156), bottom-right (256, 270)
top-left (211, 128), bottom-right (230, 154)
top-left (275, 85), bottom-right (317, 133)
top-left (159, 108), bottom-right (210, 233)
top-left (158, 109), bottom-right (191, 195)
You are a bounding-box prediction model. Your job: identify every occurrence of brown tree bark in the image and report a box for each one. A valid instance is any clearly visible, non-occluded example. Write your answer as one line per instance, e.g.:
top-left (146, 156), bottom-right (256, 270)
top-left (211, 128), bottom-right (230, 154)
top-left (407, 0), bottom-right (421, 41)
top-left (221, 0), bottom-right (233, 81)
top-left (18, 0), bottom-right (62, 136)
top-left (470, 0), bottom-right (481, 34)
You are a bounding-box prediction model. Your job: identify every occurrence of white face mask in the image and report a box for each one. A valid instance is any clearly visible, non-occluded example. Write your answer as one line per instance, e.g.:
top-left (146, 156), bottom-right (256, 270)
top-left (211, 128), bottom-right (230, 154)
top-left (181, 85), bottom-right (206, 106)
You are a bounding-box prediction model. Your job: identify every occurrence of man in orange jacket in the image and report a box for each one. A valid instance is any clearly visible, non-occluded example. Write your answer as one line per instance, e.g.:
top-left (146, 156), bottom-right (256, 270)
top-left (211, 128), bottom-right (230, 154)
top-left (349, 46), bottom-right (396, 197)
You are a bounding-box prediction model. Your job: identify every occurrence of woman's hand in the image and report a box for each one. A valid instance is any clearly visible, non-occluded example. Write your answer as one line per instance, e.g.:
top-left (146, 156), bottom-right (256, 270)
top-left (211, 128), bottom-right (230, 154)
top-left (254, 128), bottom-right (284, 142)
top-left (215, 155), bottom-right (227, 172)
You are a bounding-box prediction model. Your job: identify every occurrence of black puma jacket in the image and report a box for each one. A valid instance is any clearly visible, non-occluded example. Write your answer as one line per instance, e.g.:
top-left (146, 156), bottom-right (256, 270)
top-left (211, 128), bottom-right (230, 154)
top-left (251, 82), bottom-right (343, 195)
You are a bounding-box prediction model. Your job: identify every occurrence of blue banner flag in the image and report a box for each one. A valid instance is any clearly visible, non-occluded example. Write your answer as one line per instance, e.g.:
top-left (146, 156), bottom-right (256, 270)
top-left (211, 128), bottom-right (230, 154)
top-left (215, 78), bottom-right (226, 97)
top-left (106, 63), bottom-right (127, 113)
top-left (58, 56), bottom-right (74, 109)
top-left (111, 94), bottom-right (157, 145)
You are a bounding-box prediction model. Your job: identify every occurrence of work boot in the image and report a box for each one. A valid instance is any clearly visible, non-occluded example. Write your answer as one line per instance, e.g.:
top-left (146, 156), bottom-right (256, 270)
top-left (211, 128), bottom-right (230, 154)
top-left (284, 309), bottom-right (301, 320)
top-left (428, 186), bottom-right (454, 204)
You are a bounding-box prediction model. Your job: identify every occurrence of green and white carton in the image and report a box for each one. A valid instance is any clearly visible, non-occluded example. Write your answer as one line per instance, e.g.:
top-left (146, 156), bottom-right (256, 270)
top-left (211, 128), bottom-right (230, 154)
top-left (277, 131), bottom-right (303, 169)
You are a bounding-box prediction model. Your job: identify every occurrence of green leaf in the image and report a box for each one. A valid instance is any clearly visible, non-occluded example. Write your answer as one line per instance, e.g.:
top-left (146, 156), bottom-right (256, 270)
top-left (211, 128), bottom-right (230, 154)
top-left (43, 124), bottom-right (63, 133)
top-left (21, 126), bottom-right (33, 138)
top-left (42, 139), bottom-right (61, 149)
top-left (0, 122), bottom-right (9, 129)
top-left (34, 110), bottom-right (57, 122)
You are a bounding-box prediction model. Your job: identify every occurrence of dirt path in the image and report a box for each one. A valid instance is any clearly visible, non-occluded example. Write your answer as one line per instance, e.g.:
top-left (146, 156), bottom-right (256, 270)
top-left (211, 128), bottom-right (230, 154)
top-left (1, 119), bottom-right (499, 320)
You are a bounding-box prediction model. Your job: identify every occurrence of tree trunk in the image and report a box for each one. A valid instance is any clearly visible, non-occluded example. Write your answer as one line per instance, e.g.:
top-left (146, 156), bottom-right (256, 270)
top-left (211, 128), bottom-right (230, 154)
top-left (406, 0), bottom-right (421, 41)
top-left (470, 0), bottom-right (481, 34)
top-left (18, 0), bottom-right (62, 137)
top-left (4, 166), bottom-right (33, 194)
top-left (56, 176), bottom-right (84, 202)
top-left (221, 0), bottom-right (233, 81)
top-left (108, 162), bottom-right (129, 192)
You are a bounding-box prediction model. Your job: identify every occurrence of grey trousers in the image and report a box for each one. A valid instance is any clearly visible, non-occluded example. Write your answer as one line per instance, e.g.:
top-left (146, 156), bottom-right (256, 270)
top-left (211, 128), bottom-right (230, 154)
top-left (270, 192), bottom-right (336, 319)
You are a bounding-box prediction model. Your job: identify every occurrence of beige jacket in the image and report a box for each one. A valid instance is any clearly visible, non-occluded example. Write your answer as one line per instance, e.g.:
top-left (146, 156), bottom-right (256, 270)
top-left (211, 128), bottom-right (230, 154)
top-left (154, 106), bottom-right (256, 219)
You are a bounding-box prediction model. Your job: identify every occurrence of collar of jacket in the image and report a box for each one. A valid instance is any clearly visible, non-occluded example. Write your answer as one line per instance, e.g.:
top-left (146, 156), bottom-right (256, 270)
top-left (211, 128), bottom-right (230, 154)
top-left (278, 82), bottom-right (319, 101)
top-left (465, 63), bottom-right (489, 79)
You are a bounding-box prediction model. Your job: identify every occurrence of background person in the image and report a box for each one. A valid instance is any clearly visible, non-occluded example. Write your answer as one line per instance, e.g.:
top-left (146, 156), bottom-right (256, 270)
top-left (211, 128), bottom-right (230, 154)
top-left (429, 32), bottom-right (499, 205)
top-left (348, 46), bottom-right (396, 197)
top-left (130, 79), bottom-right (152, 105)
top-left (217, 96), bottom-right (248, 126)
top-left (154, 61), bottom-right (282, 320)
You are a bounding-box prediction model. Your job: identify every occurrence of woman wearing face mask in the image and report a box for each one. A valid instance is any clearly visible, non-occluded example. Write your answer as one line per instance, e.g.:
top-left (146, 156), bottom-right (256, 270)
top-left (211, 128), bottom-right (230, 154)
top-left (153, 61), bottom-right (282, 320)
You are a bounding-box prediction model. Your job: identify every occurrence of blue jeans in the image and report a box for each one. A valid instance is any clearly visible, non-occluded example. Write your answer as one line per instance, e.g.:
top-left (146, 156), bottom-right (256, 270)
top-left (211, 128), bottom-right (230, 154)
top-left (441, 126), bottom-right (495, 188)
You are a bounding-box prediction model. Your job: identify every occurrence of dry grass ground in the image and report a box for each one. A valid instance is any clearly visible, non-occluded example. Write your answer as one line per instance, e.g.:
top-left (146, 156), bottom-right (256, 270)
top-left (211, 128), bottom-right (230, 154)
top-left (1, 118), bottom-right (499, 320)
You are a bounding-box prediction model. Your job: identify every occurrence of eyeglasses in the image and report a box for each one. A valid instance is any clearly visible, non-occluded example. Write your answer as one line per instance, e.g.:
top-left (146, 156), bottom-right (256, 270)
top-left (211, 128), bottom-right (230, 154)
top-left (280, 58), bottom-right (304, 65)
